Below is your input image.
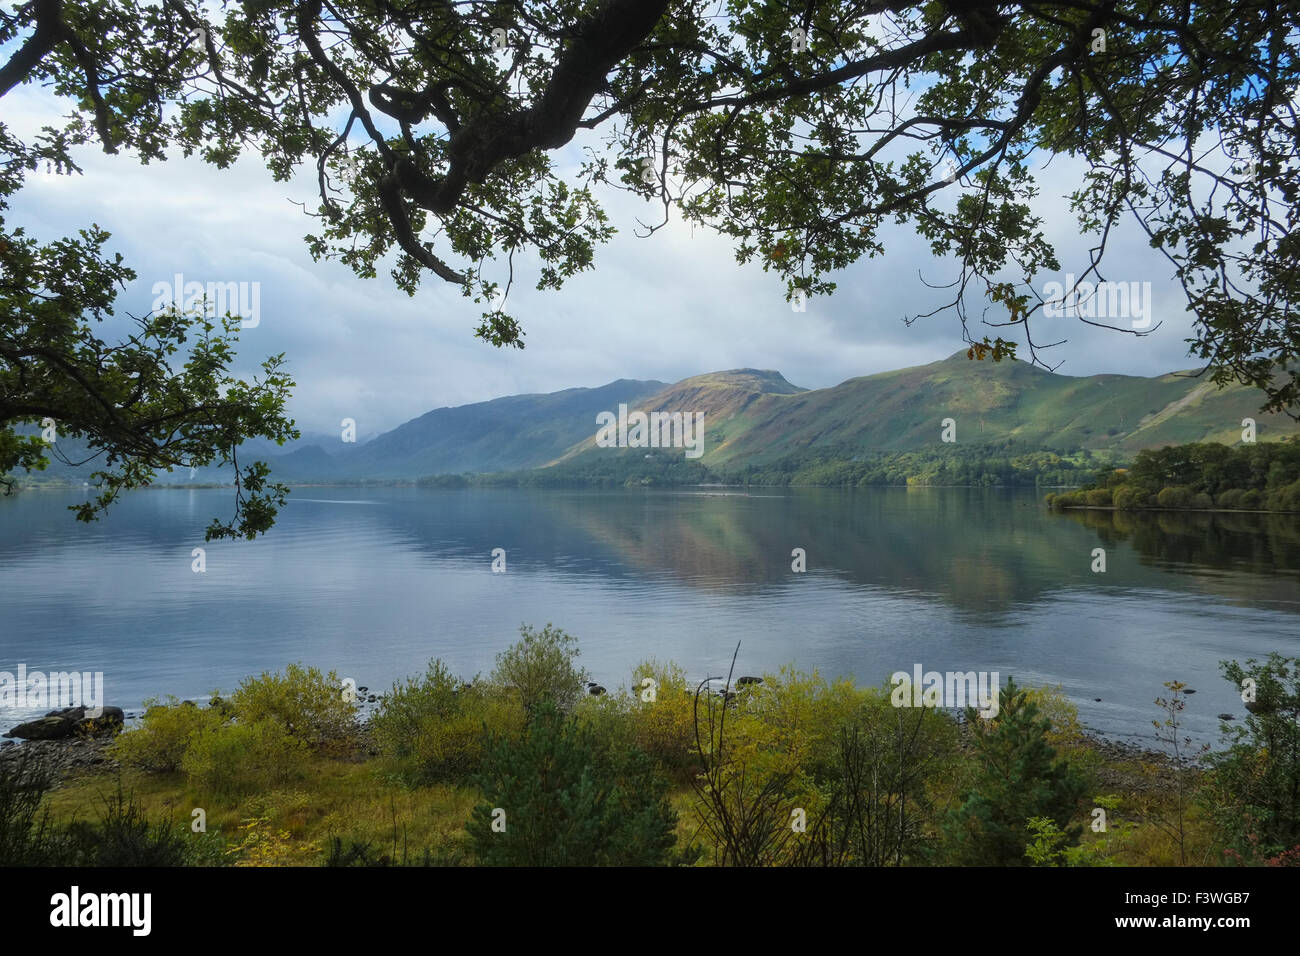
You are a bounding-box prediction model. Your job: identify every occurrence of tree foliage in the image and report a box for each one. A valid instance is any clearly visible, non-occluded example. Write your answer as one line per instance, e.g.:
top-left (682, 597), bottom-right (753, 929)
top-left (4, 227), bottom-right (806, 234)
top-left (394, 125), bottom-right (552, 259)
top-left (466, 698), bottom-right (679, 866)
top-left (1207, 654), bottom-right (1300, 863)
top-left (943, 676), bottom-right (1088, 865)
top-left (3, 0), bottom-right (1298, 413)
top-left (1049, 438), bottom-right (1300, 510)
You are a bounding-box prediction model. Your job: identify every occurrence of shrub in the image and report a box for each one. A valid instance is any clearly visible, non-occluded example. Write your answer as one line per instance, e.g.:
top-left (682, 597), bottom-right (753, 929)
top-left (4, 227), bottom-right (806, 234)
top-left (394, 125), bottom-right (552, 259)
top-left (230, 663), bottom-right (355, 749)
top-left (1191, 492), bottom-right (1213, 509)
top-left (1266, 478), bottom-right (1300, 512)
top-left (1156, 485), bottom-right (1194, 509)
top-left (1112, 484), bottom-right (1143, 510)
top-left (812, 698), bottom-right (961, 866)
top-left (1216, 488), bottom-right (1246, 509)
top-left (722, 666), bottom-right (867, 782)
top-left (1084, 488), bottom-right (1112, 506)
top-left (109, 696), bottom-right (226, 773)
top-left (1021, 685), bottom-right (1088, 754)
top-left (467, 700), bottom-right (678, 866)
top-left (627, 659), bottom-right (697, 776)
top-left (372, 659), bottom-right (463, 759)
top-left (181, 718), bottom-right (309, 797)
top-left (373, 661), bottom-right (525, 784)
top-left (490, 623), bottom-right (588, 714)
top-left (407, 690), bottom-right (523, 783)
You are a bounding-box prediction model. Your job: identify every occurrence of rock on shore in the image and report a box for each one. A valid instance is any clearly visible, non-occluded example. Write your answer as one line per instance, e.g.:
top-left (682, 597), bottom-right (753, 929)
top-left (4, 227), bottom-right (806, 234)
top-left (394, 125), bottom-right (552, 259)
top-left (2, 706), bottom-right (125, 741)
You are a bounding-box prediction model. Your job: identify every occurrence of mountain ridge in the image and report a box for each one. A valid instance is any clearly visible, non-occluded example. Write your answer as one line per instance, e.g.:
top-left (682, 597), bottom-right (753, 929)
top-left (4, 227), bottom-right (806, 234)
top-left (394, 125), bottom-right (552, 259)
top-left (21, 354), bottom-right (1293, 484)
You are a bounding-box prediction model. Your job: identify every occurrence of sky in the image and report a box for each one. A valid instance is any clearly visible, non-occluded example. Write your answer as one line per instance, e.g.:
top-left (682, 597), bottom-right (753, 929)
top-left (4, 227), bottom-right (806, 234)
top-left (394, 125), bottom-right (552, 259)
top-left (7, 81), bottom-right (1205, 441)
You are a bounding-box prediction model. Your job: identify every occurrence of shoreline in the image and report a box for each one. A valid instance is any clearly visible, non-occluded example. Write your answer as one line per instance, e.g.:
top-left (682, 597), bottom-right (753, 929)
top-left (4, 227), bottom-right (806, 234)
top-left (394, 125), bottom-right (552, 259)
top-left (1052, 503), bottom-right (1299, 515)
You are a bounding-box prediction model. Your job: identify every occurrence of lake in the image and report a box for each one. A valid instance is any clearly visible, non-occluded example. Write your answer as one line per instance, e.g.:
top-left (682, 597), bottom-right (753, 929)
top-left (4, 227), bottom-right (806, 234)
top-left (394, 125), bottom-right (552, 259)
top-left (2, 485), bottom-right (1297, 745)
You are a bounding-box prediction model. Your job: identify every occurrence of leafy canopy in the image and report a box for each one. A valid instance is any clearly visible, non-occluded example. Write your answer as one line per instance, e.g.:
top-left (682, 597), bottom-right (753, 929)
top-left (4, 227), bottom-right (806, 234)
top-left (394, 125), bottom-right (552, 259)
top-left (7, 0), bottom-right (1295, 408)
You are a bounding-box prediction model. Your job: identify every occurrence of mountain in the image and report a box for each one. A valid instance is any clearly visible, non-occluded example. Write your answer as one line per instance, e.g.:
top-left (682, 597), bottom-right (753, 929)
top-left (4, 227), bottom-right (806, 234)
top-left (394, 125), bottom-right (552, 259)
top-left (644, 352), bottom-right (1298, 467)
top-left (262, 378), bottom-right (668, 481)
top-left (14, 353), bottom-right (1297, 486)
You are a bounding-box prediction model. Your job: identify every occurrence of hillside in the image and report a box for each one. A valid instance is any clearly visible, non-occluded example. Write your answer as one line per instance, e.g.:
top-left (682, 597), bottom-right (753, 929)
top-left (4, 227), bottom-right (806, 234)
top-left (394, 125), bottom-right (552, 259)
top-left (12, 353), bottom-right (1298, 487)
top-left (658, 352), bottom-right (1298, 467)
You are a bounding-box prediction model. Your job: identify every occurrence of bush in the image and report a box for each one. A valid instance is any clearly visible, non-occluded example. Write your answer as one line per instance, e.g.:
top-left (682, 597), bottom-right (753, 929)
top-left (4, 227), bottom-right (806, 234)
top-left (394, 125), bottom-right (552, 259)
top-left (627, 659), bottom-right (697, 776)
top-left (1216, 488), bottom-right (1246, 509)
top-left (490, 623), bottom-right (589, 714)
top-left (409, 691), bottom-right (522, 783)
top-left (109, 697), bottom-right (226, 773)
top-left (230, 663), bottom-right (355, 749)
top-left (1021, 685), bottom-right (1088, 753)
top-left (1266, 478), bottom-right (1300, 512)
top-left (373, 660), bottom-right (525, 784)
top-left (1156, 485), bottom-right (1195, 509)
top-left (1191, 492), bottom-right (1213, 509)
top-left (467, 700), bottom-right (678, 866)
top-left (1084, 488), bottom-right (1112, 506)
top-left (814, 696), bottom-right (962, 866)
top-left (181, 718), bottom-right (309, 797)
top-left (723, 666), bottom-right (867, 781)
top-left (372, 658), bottom-right (463, 759)
top-left (1112, 484), bottom-right (1143, 510)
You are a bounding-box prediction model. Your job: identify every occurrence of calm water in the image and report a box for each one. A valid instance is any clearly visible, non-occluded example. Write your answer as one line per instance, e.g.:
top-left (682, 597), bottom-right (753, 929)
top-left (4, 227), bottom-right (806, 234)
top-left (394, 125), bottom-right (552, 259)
top-left (1, 485), bottom-right (1297, 744)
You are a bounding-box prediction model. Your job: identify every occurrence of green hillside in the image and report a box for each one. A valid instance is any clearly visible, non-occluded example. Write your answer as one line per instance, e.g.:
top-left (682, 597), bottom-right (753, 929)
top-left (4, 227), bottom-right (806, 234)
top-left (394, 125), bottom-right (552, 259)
top-left (12, 353), bottom-right (1294, 489)
top-left (557, 352), bottom-right (1297, 471)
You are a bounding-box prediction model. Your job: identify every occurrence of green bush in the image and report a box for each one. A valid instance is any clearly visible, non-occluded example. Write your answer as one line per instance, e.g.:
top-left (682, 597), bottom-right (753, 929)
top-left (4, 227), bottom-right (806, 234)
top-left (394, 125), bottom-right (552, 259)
top-left (490, 623), bottom-right (589, 714)
top-left (1112, 484), bottom-right (1143, 510)
top-left (626, 659), bottom-right (698, 776)
top-left (109, 696), bottom-right (226, 773)
top-left (230, 663), bottom-right (355, 749)
top-left (1216, 488), bottom-right (1246, 509)
top-left (373, 660), bottom-right (525, 784)
top-left (1156, 485), bottom-right (1194, 509)
top-left (181, 718), bottom-right (309, 797)
top-left (1084, 488), bottom-right (1112, 506)
top-left (816, 696), bottom-right (962, 865)
top-left (372, 658), bottom-right (463, 758)
top-left (1266, 478), bottom-right (1300, 512)
top-left (467, 700), bottom-right (678, 866)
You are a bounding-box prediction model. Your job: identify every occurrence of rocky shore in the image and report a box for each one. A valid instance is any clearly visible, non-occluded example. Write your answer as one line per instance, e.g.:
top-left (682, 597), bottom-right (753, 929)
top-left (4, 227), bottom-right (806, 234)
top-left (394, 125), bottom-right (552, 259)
top-left (0, 729), bottom-right (121, 781)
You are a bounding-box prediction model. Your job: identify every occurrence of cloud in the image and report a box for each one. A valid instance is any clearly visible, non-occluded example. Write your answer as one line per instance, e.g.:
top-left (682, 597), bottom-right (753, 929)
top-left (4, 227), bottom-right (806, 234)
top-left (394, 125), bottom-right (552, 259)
top-left (6, 83), bottom-right (1204, 437)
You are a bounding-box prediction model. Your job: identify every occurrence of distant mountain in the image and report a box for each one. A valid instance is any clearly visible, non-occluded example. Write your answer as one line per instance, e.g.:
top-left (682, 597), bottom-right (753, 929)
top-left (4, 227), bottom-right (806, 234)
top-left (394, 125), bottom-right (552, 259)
top-left (14, 353), bottom-right (1297, 486)
top-left (652, 352), bottom-right (1298, 466)
top-left (261, 378), bottom-right (668, 481)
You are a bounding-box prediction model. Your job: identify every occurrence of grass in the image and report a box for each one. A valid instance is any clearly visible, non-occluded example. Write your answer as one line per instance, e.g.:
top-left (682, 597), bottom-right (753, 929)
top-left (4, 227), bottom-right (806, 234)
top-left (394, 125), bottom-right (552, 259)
top-left (42, 757), bottom-right (481, 866)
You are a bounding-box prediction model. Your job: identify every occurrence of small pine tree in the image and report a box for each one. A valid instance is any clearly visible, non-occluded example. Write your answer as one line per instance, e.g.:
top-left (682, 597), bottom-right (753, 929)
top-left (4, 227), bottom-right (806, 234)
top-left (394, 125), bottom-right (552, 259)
top-left (466, 699), bottom-right (678, 866)
top-left (943, 677), bottom-right (1088, 865)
